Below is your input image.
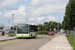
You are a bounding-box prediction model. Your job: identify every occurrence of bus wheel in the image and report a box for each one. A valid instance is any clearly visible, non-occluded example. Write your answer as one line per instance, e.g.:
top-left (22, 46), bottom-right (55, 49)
top-left (19, 37), bottom-right (21, 39)
top-left (34, 34), bottom-right (36, 38)
top-left (31, 34), bottom-right (32, 38)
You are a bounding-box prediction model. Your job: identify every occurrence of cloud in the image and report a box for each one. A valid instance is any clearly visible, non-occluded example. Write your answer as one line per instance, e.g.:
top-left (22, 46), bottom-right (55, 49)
top-left (47, 16), bottom-right (59, 21)
top-left (25, 0), bottom-right (69, 18)
top-left (4, 5), bottom-right (26, 18)
top-left (0, 12), bottom-right (3, 16)
top-left (0, 0), bottom-right (27, 9)
top-left (31, 0), bottom-right (69, 6)
top-left (0, 0), bottom-right (69, 26)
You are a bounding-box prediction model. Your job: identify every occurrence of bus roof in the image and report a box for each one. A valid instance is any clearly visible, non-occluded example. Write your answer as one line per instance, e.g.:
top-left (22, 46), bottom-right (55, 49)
top-left (17, 24), bottom-right (37, 26)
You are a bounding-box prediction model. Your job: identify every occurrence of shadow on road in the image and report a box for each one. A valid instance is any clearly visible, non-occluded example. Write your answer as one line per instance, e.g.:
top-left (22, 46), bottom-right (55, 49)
top-left (16, 37), bottom-right (43, 39)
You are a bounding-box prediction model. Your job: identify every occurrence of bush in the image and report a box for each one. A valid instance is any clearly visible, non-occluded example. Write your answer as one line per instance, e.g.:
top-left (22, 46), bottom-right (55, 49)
top-left (8, 33), bottom-right (16, 37)
top-left (37, 31), bottom-right (49, 35)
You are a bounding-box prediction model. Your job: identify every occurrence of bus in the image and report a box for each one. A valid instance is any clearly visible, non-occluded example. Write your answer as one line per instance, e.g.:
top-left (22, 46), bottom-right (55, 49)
top-left (16, 24), bottom-right (37, 38)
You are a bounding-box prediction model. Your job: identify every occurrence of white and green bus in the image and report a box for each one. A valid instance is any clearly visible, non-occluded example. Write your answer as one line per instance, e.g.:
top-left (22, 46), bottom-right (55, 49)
top-left (16, 24), bottom-right (37, 38)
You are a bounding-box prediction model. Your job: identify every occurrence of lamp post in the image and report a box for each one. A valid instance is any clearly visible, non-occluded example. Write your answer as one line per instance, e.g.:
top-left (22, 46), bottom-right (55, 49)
top-left (58, 23), bottom-right (59, 31)
top-left (57, 22), bottom-right (59, 31)
top-left (12, 14), bottom-right (14, 30)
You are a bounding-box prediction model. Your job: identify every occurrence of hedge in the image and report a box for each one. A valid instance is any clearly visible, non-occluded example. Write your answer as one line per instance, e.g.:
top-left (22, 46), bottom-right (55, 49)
top-left (37, 31), bottom-right (49, 35)
top-left (8, 33), bottom-right (16, 37)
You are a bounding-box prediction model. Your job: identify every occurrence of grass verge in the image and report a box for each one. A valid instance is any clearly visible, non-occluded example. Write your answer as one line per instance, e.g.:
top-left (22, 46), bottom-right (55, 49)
top-left (67, 36), bottom-right (75, 50)
top-left (8, 33), bottom-right (16, 37)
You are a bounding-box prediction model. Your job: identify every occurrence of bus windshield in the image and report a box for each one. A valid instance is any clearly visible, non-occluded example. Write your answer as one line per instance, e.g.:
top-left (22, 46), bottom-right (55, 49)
top-left (17, 24), bottom-right (28, 34)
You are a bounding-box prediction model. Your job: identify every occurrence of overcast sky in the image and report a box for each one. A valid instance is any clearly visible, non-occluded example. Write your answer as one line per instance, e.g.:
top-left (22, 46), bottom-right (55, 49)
top-left (0, 0), bottom-right (69, 26)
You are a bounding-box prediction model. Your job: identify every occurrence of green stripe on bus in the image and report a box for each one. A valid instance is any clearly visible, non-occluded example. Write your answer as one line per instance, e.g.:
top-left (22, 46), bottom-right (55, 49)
top-left (16, 35), bottom-right (35, 38)
top-left (16, 36), bottom-right (30, 38)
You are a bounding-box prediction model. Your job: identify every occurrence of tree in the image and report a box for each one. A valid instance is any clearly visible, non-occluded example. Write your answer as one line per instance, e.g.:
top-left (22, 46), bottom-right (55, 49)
top-left (38, 24), bottom-right (44, 31)
top-left (38, 21), bottom-right (62, 31)
top-left (62, 0), bottom-right (75, 30)
top-left (11, 27), bottom-right (16, 30)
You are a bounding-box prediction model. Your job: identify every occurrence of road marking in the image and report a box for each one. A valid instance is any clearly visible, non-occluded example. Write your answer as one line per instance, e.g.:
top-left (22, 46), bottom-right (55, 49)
top-left (0, 35), bottom-right (43, 46)
top-left (0, 39), bottom-right (24, 45)
top-left (56, 36), bottom-right (62, 50)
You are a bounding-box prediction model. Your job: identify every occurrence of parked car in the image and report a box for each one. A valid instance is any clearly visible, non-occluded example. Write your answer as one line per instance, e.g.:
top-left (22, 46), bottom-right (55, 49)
top-left (70, 31), bottom-right (73, 35)
top-left (63, 30), bottom-right (66, 33)
top-left (58, 31), bottom-right (62, 35)
top-left (9, 30), bottom-right (16, 33)
top-left (66, 30), bottom-right (69, 34)
top-left (54, 31), bottom-right (57, 33)
top-left (48, 32), bottom-right (55, 35)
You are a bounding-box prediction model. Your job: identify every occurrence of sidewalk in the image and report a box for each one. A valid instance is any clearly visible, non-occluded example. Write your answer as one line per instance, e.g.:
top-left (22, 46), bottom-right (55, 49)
top-left (0, 36), bottom-right (16, 41)
top-left (39, 35), bottom-right (73, 50)
top-left (0, 34), bottom-right (8, 38)
top-left (0, 34), bottom-right (16, 41)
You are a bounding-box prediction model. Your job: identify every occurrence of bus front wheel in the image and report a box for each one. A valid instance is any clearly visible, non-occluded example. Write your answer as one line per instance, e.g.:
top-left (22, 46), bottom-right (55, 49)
top-left (34, 34), bottom-right (36, 38)
top-left (19, 37), bottom-right (21, 39)
top-left (31, 34), bottom-right (32, 38)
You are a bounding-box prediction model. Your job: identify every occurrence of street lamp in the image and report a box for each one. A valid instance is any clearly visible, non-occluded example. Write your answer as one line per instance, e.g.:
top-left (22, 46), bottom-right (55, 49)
top-left (12, 14), bottom-right (14, 30)
top-left (58, 9), bottom-right (64, 31)
top-left (57, 19), bottom-right (59, 31)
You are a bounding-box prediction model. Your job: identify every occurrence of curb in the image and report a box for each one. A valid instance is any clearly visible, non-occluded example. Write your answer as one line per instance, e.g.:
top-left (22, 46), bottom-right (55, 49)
top-left (0, 37), bottom-right (16, 42)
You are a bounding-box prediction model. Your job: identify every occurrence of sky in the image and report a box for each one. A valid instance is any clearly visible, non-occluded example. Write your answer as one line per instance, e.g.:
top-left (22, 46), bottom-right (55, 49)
top-left (0, 0), bottom-right (69, 27)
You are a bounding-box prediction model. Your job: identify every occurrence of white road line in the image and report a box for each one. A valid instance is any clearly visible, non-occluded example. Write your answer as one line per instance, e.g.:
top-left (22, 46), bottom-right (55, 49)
top-left (55, 36), bottom-right (62, 50)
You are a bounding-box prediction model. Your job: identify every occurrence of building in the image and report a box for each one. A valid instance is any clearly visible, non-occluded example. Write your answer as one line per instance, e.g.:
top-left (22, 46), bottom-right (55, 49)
top-left (3, 27), bottom-right (11, 31)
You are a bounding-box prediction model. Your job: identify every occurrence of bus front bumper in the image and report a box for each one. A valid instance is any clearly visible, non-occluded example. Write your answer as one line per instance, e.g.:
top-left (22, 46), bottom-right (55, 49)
top-left (16, 35), bottom-right (31, 38)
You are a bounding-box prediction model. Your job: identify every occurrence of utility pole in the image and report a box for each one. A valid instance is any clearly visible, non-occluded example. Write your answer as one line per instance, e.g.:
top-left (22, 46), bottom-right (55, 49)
top-left (58, 23), bottom-right (59, 31)
top-left (12, 14), bottom-right (14, 30)
top-left (26, 19), bottom-right (28, 24)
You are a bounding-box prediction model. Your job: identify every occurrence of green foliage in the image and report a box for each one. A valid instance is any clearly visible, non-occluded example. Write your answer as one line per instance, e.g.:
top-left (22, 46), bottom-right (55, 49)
top-left (62, 0), bottom-right (75, 30)
top-left (38, 21), bottom-right (62, 31)
top-left (37, 24), bottom-right (44, 31)
top-left (37, 31), bottom-right (49, 35)
top-left (8, 33), bottom-right (16, 37)
top-left (11, 27), bottom-right (16, 30)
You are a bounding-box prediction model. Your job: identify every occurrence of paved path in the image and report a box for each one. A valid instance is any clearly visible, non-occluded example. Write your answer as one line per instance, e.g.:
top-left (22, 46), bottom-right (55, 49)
top-left (0, 32), bottom-right (8, 38)
top-left (0, 34), bottom-right (8, 38)
top-left (39, 35), bottom-right (73, 50)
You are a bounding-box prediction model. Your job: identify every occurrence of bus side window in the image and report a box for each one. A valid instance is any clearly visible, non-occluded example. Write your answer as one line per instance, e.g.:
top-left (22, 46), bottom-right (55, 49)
top-left (29, 27), bottom-right (31, 32)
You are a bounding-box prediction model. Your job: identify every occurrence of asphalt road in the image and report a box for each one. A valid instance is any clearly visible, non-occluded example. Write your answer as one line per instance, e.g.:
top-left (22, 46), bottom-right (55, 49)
top-left (0, 35), bottom-right (55, 50)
